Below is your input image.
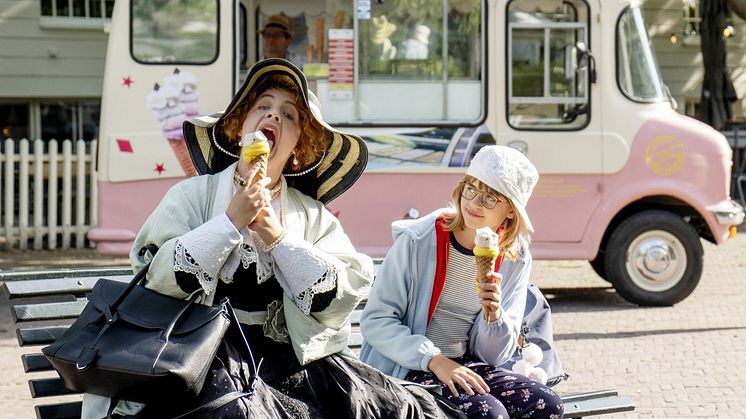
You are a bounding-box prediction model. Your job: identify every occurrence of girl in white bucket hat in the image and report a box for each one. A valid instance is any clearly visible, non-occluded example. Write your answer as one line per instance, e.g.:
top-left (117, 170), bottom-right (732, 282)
top-left (361, 145), bottom-right (564, 418)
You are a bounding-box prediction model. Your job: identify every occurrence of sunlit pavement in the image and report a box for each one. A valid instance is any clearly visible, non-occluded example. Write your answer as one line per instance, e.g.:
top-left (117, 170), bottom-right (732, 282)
top-left (533, 234), bottom-right (746, 418)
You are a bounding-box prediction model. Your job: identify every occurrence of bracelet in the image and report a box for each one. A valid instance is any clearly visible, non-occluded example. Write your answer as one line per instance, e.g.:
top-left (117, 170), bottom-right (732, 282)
top-left (263, 229), bottom-right (288, 253)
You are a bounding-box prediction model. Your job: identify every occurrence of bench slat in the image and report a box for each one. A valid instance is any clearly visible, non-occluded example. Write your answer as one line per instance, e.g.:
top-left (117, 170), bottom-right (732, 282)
top-left (22, 353), bottom-right (53, 373)
top-left (35, 402), bottom-right (83, 419)
top-left (17, 325), bottom-right (69, 346)
top-left (564, 395), bottom-right (636, 417)
top-left (29, 377), bottom-right (78, 398)
top-left (3, 275), bottom-right (132, 299)
top-left (0, 266), bottom-right (131, 281)
top-left (13, 299), bottom-right (88, 322)
top-left (562, 389), bottom-right (618, 403)
top-left (29, 394), bottom-right (633, 419)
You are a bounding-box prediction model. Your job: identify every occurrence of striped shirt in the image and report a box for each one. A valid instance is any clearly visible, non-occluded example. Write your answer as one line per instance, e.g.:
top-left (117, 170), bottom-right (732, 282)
top-left (425, 232), bottom-right (482, 358)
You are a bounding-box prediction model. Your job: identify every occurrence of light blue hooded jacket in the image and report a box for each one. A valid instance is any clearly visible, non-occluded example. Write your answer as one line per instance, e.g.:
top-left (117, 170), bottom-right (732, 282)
top-left (359, 209), bottom-right (530, 379)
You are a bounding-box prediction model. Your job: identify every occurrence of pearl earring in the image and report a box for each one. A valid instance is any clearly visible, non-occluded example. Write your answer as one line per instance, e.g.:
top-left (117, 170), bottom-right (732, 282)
top-left (292, 155), bottom-right (299, 166)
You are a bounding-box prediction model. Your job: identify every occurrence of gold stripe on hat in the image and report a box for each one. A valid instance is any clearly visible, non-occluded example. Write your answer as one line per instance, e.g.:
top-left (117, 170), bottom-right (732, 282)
top-left (318, 134), bottom-right (360, 198)
top-left (195, 126), bottom-right (213, 165)
top-left (317, 132), bottom-right (343, 177)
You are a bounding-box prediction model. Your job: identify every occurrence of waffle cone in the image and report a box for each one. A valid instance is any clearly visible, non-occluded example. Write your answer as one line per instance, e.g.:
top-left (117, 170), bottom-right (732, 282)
top-left (474, 255), bottom-right (498, 292)
top-left (250, 154), bottom-right (268, 184)
top-left (167, 137), bottom-right (197, 177)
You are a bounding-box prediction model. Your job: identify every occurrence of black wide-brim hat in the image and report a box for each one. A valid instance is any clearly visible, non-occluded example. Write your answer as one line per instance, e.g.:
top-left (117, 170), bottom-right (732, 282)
top-left (183, 58), bottom-right (368, 204)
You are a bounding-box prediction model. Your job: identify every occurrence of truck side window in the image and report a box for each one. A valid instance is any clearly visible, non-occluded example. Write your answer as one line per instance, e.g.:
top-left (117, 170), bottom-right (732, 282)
top-left (131, 0), bottom-right (219, 64)
top-left (507, 0), bottom-right (590, 130)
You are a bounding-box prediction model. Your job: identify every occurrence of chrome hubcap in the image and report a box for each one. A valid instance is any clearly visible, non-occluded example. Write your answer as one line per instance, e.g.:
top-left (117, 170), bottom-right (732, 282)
top-left (625, 231), bottom-right (686, 292)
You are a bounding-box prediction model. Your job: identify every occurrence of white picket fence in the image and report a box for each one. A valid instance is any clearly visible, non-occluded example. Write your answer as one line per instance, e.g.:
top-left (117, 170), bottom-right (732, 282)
top-left (0, 138), bottom-right (97, 250)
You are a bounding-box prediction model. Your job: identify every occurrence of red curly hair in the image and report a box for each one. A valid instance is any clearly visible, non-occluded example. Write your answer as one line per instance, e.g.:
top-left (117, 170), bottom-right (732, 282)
top-left (221, 74), bottom-right (325, 171)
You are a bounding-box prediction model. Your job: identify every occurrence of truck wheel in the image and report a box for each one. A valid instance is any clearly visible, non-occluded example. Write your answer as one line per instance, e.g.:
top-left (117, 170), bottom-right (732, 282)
top-left (604, 210), bottom-right (703, 306)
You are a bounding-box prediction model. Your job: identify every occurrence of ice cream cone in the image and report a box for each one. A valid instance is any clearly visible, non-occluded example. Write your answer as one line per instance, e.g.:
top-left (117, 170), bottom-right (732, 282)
top-left (475, 254), bottom-right (498, 292)
top-left (241, 131), bottom-right (270, 185)
top-left (474, 226), bottom-right (501, 324)
top-left (248, 153), bottom-right (268, 185)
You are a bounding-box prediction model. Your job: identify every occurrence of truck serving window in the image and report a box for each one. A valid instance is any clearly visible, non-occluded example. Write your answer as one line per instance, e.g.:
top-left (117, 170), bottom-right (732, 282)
top-left (616, 6), bottom-right (667, 102)
top-left (256, 0), bottom-right (484, 126)
top-left (507, 0), bottom-right (590, 130)
top-left (352, 0), bottom-right (483, 125)
top-left (131, 0), bottom-right (219, 64)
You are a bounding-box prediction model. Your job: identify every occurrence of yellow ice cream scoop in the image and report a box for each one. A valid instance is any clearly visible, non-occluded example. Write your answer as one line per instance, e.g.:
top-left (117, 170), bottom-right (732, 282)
top-left (473, 246), bottom-right (499, 258)
top-left (241, 131), bottom-right (270, 162)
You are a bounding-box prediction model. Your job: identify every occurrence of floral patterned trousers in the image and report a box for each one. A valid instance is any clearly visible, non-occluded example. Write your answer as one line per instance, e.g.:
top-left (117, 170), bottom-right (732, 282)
top-left (405, 356), bottom-right (564, 419)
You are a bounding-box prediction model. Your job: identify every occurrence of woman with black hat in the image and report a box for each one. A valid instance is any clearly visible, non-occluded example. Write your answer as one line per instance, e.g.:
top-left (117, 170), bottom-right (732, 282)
top-left (81, 59), bottom-right (455, 418)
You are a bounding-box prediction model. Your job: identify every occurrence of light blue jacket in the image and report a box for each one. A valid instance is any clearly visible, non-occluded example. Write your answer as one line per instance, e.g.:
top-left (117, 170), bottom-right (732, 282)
top-left (359, 209), bottom-right (530, 379)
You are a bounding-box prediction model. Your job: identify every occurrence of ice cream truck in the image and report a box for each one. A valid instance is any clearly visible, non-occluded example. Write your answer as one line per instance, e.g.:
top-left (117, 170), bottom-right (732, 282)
top-left (88, 0), bottom-right (744, 306)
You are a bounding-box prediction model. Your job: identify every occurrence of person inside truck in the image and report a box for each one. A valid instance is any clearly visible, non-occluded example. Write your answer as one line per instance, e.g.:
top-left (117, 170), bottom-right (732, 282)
top-left (260, 14), bottom-right (293, 60)
top-left (81, 58), bottom-right (458, 419)
top-left (398, 24), bottom-right (431, 60)
top-left (360, 145), bottom-right (565, 419)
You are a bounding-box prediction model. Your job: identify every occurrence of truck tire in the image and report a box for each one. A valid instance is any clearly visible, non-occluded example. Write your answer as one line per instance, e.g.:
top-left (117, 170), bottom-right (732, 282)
top-left (589, 251), bottom-right (608, 282)
top-left (604, 210), bottom-right (703, 306)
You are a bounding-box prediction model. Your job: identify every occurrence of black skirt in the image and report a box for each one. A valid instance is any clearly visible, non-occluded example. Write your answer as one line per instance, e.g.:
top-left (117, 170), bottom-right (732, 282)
top-left (125, 331), bottom-right (462, 419)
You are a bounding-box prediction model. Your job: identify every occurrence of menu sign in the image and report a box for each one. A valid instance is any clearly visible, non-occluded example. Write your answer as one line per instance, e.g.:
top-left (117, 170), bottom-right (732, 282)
top-left (328, 29), bottom-right (354, 100)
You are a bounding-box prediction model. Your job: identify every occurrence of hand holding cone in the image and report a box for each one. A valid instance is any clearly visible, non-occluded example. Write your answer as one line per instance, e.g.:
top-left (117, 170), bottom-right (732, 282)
top-left (241, 131), bottom-right (270, 185)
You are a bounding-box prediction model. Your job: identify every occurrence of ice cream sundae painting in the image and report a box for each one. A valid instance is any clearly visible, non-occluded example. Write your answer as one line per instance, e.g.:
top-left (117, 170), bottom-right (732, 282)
top-left (145, 68), bottom-right (200, 177)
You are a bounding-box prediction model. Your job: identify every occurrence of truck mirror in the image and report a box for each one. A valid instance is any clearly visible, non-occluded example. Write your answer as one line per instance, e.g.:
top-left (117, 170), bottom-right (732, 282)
top-left (574, 40), bottom-right (596, 83)
top-left (575, 41), bottom-right (589, 69)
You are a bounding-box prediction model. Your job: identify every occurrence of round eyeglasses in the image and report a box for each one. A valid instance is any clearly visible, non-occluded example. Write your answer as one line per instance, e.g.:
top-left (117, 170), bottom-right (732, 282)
top-left (461, 184), bottom-right (505, 209)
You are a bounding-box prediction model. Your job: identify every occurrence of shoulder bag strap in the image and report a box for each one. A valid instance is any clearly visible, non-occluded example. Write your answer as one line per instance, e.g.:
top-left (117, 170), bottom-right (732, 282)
top-left (172, 300), bottom-right (260, 419)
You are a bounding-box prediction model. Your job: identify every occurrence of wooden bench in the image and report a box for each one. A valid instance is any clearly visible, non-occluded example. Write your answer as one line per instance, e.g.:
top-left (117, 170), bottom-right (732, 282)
top-left (3, 267), bottom-right (635, 419)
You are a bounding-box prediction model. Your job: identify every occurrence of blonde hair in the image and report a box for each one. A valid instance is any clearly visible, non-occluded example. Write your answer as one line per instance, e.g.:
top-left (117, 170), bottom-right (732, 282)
top-left (221, 74), bottom-right (325, 171)
top-left (443, 175), bottom-right (530, 260)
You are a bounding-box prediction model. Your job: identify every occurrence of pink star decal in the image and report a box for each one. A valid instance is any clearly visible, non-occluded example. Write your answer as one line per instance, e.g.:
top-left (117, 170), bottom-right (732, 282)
top-left (122, 75), bottom-right (134, 88)
top-left (154, 163), bottom-right (166, 174)
top-left (116, 139), bottom-right (133, 153)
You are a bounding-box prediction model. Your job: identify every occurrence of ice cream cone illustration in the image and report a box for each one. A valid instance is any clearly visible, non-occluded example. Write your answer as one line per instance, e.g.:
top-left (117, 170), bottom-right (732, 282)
top-left (165, 68), bottom-right (200, 118)
top-left (146, 82), bottom-right (197, 176)
top-left (241, 131), bottom-right (270, 185)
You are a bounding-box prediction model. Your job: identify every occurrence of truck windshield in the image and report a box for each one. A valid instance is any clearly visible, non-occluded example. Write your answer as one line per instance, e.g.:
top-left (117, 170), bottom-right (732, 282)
top-left (616, 6), bottom-right (666, 102)
top-left (616, 6), bottom-right (667, 102)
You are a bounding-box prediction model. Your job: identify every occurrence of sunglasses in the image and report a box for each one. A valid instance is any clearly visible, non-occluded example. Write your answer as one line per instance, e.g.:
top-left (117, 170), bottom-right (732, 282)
top-left (461, 183), bottom-right (506, 209)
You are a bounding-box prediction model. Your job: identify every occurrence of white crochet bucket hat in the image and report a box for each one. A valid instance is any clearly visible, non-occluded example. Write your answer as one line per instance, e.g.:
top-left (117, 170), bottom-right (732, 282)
top-left (466, 145), bottom-right (539, 232)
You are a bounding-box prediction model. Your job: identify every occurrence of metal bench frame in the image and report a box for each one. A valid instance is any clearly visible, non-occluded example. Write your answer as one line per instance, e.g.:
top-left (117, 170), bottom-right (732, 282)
top-left (3, 267), bottom-right (635, 419)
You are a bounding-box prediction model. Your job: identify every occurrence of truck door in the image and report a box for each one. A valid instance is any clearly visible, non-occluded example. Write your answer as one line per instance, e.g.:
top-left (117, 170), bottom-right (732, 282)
top-left (497, 0), bottom-right (602, 248)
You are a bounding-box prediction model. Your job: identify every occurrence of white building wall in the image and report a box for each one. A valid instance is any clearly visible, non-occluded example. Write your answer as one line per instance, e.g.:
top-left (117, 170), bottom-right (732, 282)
top-left (0, 0), bottom-right (109, 98)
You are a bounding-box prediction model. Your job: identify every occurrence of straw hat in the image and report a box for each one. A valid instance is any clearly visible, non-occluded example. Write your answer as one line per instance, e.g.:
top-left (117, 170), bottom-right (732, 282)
top-left (182, 59), bottom-right (368, 204)
top-left (259, 14), bottom-right (293, 37)
top-left (466, 145), bottom-right (539, 232)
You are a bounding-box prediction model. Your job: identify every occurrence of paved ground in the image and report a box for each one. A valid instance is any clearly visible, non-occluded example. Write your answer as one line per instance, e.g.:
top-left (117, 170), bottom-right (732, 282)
top-left (0, 235), bottom-right (745, 418)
